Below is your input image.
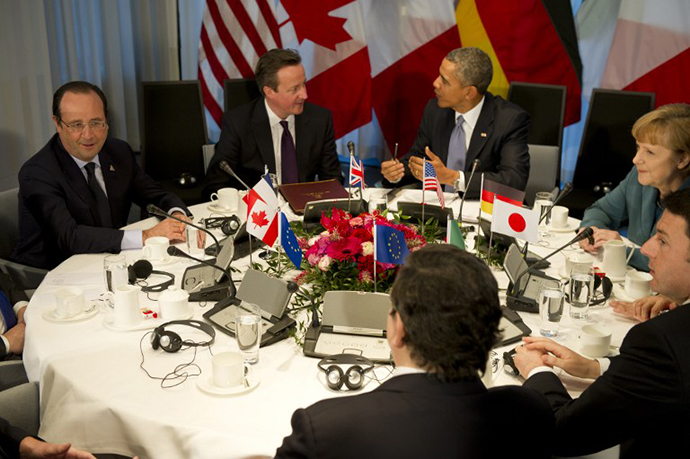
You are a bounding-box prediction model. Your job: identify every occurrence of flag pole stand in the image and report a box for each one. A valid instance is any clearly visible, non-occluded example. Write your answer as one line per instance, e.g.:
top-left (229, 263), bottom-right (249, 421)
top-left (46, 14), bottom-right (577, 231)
top-left (373, 222), bottom-right (378, 294)
top-left (488, 231), bottom-right (493, 262)
top-left (248, 234), bottom-right (254, 267)
top-left (421, 159), bottom-right (426, 235)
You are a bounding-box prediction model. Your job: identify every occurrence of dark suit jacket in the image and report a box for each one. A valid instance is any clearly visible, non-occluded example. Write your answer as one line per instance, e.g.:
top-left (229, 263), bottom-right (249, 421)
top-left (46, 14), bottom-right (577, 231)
top-left (0, 416), bottom-right (29, 459)
top-left (525, 305), bottom-right (690, 458)
top-left (12, 135), bottom-right (188, 270)
top-left (389, 93), bottom-right (530, 199)
top-left (203, 98), bottom-right (343, 197)
top-left (275, 373), bottom-right (554, 458)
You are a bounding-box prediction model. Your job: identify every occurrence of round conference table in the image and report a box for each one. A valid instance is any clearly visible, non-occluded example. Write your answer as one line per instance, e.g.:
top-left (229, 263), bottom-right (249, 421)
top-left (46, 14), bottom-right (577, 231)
top-left (22, 190), bottom-right (638, 458)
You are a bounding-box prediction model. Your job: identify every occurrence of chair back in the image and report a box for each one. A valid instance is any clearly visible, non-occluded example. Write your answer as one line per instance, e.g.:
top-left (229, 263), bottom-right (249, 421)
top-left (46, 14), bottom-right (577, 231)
top-left (224, 78), bottom-right (261, 113)
top-left (0, 188), bottom-right (19, 259)
top-left (524, 144), bottom-right (560, 207)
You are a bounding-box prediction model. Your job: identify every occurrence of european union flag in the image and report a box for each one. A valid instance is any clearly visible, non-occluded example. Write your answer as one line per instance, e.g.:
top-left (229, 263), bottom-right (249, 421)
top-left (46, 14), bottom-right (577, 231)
top-left (280, 212), bottom-right (303, 269)
top-left (375, 225), bottom-right (410, 265)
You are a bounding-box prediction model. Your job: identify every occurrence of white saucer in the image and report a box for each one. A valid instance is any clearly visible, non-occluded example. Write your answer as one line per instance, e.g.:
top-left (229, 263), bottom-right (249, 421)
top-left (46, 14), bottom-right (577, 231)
top-left (197, 373), bottom-right (260, 396)
top-left (549, 221), bottom-right (580, 233)
top-left (207, 203), bottom-right (236, 214)
top-left (574, 343), bottom-right (620, 359)
top-left (43, 303), bottom-right (99, 323)
top-left (612, 283), bottom-right (648, 302)
top-left (145, 257), bottom-right (177, 267)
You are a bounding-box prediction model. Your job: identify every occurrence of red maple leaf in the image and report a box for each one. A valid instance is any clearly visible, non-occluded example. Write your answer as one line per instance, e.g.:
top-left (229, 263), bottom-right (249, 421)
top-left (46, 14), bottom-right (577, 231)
top-left (251, 210), bottom-right (270, 228)
top-left (281, 0), bottom-right (354, 51)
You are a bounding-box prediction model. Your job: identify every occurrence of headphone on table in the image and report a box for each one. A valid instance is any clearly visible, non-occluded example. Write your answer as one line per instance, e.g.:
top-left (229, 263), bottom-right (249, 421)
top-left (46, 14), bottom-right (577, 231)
top-left (151, 320), bottom-right (216, 353)
top-left (318, 354), bottom-right (374, 391)
top-left (128, 259), bottom-right (175, 293)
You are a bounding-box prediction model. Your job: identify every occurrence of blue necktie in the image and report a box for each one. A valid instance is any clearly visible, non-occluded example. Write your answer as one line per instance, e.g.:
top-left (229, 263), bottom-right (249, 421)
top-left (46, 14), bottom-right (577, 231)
top-left (445, 115), bottom-right (466, 191)
top-left (0, 291), bottom-right (17, 331)
top-left (280, 120), bottom-right (298, 184)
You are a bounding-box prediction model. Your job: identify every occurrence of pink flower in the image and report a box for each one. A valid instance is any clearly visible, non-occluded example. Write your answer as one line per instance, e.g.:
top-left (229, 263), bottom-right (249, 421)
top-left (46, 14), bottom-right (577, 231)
top-left (361, 241), bottom-right (374, 256)
top-left (359, 270), bottom-right (373, 283)
top-left (318, 255), bottom-right (332, 271)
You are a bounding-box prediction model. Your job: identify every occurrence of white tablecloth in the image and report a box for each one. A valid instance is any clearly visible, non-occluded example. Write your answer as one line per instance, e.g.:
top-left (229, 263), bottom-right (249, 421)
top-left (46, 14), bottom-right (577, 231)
top-left (22, 191), bottom-right (636, 458)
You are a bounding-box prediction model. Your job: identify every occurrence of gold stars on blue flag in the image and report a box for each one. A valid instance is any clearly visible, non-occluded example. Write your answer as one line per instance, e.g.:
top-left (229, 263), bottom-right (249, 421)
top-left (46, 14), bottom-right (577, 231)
top-left (375, 225), bottom-right (409, 265)
top-left (280, 212), bottom-right (303, 269)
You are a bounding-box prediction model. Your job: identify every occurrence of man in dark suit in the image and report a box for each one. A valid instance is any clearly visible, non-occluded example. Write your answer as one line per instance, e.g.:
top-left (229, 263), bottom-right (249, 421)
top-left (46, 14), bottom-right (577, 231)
top-left (13, 81), bottom-right (193, 270)
top-left (275, 245), bottom-right (554, 458)
top-left (515, 188), bottom-right (690, 458)
top-left (1, 416), bottom-right (96, 459)
top-left (0, 273), bottom-right (28, 362)
top-left (382, 47), bottom-right (530, 199)
top-left (203, 48), bottom-right (342, 196)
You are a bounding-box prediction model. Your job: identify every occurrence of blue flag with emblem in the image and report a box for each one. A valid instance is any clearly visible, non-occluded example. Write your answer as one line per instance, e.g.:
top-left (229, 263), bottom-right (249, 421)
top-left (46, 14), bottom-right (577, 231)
top-left (374, 225), bottom-right (410, 265)
top-left (280, 212), bottom-right (303, 269)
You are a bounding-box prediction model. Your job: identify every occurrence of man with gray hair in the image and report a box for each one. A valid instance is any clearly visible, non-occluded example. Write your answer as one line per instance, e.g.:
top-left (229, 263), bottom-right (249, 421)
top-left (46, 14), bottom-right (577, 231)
top-left (204, 48), bottom-right (342, 195)
top-left (382, 47), bottom-right (530, 198)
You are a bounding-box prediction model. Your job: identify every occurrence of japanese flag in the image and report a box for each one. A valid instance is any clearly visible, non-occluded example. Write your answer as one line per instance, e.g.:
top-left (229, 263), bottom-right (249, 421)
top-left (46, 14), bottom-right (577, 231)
top-left (491, 199), bottom-right (539, 244)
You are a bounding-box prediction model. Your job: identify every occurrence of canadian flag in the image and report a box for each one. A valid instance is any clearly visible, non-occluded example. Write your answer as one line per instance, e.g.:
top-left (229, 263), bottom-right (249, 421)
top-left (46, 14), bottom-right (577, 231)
top-left (243, 173), bottom-right (278, 246)
top-left (491, 199), bottom-right (539, 244)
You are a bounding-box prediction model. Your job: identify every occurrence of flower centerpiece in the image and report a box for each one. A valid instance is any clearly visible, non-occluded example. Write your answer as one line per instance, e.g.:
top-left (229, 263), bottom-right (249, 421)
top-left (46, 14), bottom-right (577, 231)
top-left (295, 208), bottom-right (426, 296)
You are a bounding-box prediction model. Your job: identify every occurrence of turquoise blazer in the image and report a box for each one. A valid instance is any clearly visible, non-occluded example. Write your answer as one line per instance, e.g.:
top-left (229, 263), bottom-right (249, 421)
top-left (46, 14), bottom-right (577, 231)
top-left (580, 166), bottom-right (690, 271)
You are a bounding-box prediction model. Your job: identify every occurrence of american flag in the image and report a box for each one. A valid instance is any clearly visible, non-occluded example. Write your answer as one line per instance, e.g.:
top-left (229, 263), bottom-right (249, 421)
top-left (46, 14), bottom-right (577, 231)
top-left (349, 155), bottom-right (365, 189)
top-left (198, 0), bottom-right (282, 127)
top-left (423, 161), bottom-right (445, 209)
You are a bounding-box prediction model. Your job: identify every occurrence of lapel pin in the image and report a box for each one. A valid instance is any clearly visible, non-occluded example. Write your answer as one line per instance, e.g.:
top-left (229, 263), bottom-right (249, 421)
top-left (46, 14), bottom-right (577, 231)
top-left (480, 132), bottom-right (487, 138)
top-left (109, 165), bottom-right (115, 171)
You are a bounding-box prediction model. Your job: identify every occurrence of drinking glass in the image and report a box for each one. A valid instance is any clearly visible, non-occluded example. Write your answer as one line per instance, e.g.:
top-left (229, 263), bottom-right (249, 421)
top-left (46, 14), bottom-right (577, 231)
top-left (569, 264), bottom-right (594, 320)
top-left (104, 254), bottom-right (128, 293)
top-left (186, 225), bottom-right (205, 259)
top-left (236, 303), bottom-right (261, 364)
top-left (534, 191), bottom-right (554, 239)
top-left (368, 195), bottom-right (388, 214)
top-left (539, 286), bottom-right (565, 337)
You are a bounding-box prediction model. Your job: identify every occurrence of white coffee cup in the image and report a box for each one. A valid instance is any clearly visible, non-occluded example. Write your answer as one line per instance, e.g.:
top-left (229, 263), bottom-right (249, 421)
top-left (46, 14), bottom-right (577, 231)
top-left (55, 287), bottom-right (85, 318)
top-left (579, 324), bottom-right (612, 358)
top-left (158, 286), bottom-right (190, 320)
top-left (143, 236), bottom-right (170, 262)
top-left (624, 271), bottom-right (653, 299)
top-left (212, 351), bottom-right (244, 388)
top-left (602, 240), bottom-right (634, 279)
top-left (211, 188), bottom-right (239, 211)
top-left (113, 284), bottom-right (141, 328)
top-left (551, 206), bottom-right (569, 229)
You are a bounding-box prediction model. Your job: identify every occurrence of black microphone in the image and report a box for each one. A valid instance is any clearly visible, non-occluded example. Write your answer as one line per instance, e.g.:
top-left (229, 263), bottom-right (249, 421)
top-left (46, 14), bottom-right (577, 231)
top-left (219, 160), bottom-right (251, 191)
top-left (538, 182), bottom-right (573, 224)
top-left (146, 204), bottom-right (221, 257)
top-left (511, 227), bottom-right (594, 297)
top-left (347, 141), bottom-right (355, 156)
top-left (458, 159), bottom-right (481, 223)
top-left (167, 246), bottom-right (236, 298)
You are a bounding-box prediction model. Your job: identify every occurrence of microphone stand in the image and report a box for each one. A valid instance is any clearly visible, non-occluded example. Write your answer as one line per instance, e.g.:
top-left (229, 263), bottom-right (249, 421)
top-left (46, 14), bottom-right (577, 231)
top-left (146, 205), bottom-right (221, 257)
top-left (219, 161), bottom-right (254, 266)
top-left (458, 159), bottom-right (481, 225)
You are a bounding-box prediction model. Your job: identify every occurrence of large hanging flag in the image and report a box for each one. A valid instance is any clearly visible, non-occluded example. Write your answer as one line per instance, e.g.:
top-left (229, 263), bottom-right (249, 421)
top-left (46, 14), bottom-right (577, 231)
top-left (349, 155), bottom-right (364, 189)
top-left (491, 199), bottom-right (539, 244)
top-left (480, 176), bottom-right (525, 215)
top-left (279, 212), bottom-right (303, 269)
top-left (374, 225), bottom-right (409, 265)
top-left (447, 218), bottom-right (465, 250)
top-left (243, 173), bottom-right (279, 246)
top-left (423, 161), bottom-right (445, 209)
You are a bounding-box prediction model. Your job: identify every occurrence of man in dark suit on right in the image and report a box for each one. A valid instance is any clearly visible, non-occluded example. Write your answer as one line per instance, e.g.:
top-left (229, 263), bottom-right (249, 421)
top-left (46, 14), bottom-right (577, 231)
top-left (382, 47), bottom-right (530, 199)
top-left (275, 244), bottom-right (553, 458)
top-left (515, 188), bottom-right (690, 458)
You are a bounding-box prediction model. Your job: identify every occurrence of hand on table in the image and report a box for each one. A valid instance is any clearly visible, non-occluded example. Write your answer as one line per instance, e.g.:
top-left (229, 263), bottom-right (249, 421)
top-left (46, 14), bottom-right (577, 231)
top-left (19, 437), bottom-right (96, 459)
top-left (578, 226), bottom-right (622, 254)
top-left (516, 337), bottom-right (601, 380)
top-left (4, 323), bottom-right (25, 354)
top-left (381, 159), bottom-right (404, 183)
top-left (610, 295), bottom-right (675, 322)
top-left (142, 213), bottom-right (192, 245)
top-left (173, 211), bottom-right (206, 249)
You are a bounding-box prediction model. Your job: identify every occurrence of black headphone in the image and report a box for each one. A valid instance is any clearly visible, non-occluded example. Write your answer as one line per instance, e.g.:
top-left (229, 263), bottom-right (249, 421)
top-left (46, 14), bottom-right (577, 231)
top-left (128, 260), bottom-right (175, 293)
top-left (204, 216), bottom-right (241, 236)
top-left (151, 320), bottom-right (216, 353)
top-left (565, 274), bottom-right (613, 306)
top-left (318, 354), bottom-right (374, 391)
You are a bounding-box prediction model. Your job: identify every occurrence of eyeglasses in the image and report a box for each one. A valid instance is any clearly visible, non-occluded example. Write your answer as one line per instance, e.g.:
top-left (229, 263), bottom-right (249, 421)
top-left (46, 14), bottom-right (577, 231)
top-left (58, 119), bottom-right (108, 133)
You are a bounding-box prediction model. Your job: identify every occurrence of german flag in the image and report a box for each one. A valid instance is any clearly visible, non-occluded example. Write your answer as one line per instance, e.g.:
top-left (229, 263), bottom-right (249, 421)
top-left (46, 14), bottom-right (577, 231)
top-left (455, 0), bottom-right (583, 126)
top-left (480, 176), bottom-right (525, 215)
